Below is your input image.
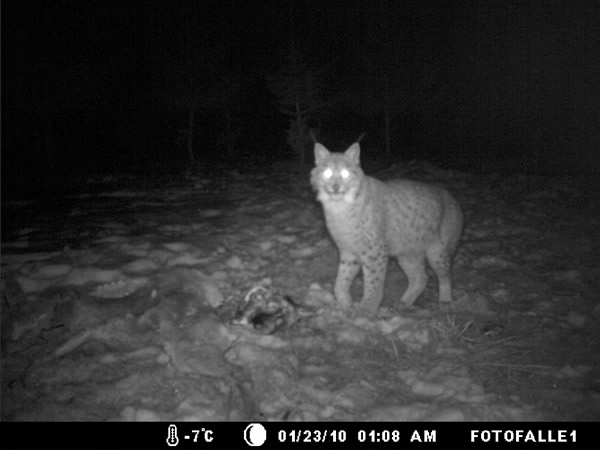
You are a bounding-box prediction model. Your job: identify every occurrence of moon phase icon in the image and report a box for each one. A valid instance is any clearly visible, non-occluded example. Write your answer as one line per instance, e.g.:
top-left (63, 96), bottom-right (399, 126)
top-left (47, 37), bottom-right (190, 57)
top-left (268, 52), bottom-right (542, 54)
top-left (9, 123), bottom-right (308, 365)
top-left (244, 423), bottom-right (267, 447)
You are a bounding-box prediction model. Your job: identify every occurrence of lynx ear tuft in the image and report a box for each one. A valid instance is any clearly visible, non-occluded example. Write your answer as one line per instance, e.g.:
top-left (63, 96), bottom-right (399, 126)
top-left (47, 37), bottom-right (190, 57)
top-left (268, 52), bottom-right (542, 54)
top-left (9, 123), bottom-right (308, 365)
top-left (314, 143), bottom-right (330, 165)
top-left (345, 143), bottom-right (361, 165)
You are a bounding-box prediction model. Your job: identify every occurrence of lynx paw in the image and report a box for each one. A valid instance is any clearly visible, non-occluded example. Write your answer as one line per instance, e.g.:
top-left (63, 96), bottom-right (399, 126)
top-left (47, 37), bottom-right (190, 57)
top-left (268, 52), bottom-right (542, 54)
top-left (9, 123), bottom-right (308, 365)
top-left (334, 292), bottom-right (353, 310)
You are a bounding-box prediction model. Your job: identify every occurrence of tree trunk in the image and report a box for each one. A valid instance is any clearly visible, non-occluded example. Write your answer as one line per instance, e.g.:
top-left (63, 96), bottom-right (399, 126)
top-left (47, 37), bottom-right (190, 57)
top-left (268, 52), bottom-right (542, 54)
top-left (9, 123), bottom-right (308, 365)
top-left (42, 2), bottom-right (55, 173)
top-left (187, 108), bottom-right (195, 166)
top-left (224, 111), bottom-right (233, 159)
top-left (383, 105), bottom-right (392, 159)
top-left (295, 101), bottom-right (305, 168)
top-left (381, 0), bottom-right (393, 160)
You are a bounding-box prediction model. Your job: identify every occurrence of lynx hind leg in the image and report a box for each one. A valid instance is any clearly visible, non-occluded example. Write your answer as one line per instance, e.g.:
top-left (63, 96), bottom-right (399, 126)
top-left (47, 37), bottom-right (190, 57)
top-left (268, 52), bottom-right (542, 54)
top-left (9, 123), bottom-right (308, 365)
top-left (397, 255), bottom-right (428, 307)
top-left (426, 245), bottom-right (454, 304)
top-left (334, 254), bottom-right (361, 309)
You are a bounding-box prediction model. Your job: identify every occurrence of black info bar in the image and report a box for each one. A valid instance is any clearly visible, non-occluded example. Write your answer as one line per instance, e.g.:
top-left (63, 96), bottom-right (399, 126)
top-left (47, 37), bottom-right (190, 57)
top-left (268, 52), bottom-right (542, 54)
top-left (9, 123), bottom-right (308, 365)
top-left (0, 422), bottom-right (593, 449)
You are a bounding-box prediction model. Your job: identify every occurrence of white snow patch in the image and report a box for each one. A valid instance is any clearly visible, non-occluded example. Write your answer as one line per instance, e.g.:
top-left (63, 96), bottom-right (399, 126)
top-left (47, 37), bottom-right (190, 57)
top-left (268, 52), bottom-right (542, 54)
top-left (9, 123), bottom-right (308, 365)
top-left (396, 324), bottom-right (432, 351)
top-left (399, 362), bottom-right (491, 403)
top-left (16, 263), bottom-right (73, 293)
top-left (289, 246), bottom-right (318, 258)
top-left (166, 252), bottom-right (211, 267)
top-left (15, 276), bottom-right (55, 294)
top-left (147, 248), bottom-right (177, 263)
top-left (199, 209), bottom-right (223, 218)
top-left (119, 406), bottom-right (163, 421)
top-left (210, 270), bottom-right (228, 280)
top-left (305, 283), bottom-right (337, 307)
top-left (274, 234), bottom-right (296, 244)
top-left (472, 255), bottom-right (512, 269)
top-left (161, 242), bottom-right (193, 252)
top-left (90, 277), bottom-right (149, 299)
top-left (22, 263), bottom-right (73, 279)
top-left (258, 240), bottom-right (275, 251)
top-left (366, 403), bottom-right (466, 421)
top-left (159, 224), bottom-right (193, 234)
top-left (121, 258), bottom-right (162, 274)
top-left (1, 251), bottom-right (61, 267)
top-left (554, 364), bottom-right (591, 379)
top-left (489, 287), bottom-right (511, 303)
top-left (63, 267), bottom-right (122, 286)
top-left (225, 255), bottom-right (243, 269)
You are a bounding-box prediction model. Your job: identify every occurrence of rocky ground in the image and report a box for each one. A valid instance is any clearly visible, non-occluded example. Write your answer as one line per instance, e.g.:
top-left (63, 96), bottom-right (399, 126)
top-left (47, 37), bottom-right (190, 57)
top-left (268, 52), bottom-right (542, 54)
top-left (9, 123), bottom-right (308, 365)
top-left (2, 163), bottom-right (599, 421)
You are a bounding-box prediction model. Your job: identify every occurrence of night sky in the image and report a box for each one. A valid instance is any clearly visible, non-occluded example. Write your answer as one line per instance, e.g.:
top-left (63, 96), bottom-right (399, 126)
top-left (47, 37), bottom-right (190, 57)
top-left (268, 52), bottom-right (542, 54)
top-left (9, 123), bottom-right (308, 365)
top-left (2, 0), bottom-right (600, 194)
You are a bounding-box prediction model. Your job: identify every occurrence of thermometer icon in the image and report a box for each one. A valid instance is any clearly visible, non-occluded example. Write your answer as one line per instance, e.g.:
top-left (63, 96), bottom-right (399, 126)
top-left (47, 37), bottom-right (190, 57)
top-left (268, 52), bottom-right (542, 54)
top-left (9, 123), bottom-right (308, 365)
top-left (166, 424), bottom-right (179, 447)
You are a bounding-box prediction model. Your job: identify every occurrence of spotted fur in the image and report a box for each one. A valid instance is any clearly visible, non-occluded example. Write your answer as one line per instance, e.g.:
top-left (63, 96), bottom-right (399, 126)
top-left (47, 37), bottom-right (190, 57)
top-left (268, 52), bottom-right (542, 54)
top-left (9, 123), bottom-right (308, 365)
top-left (310, 141), bottom-right (463, 315)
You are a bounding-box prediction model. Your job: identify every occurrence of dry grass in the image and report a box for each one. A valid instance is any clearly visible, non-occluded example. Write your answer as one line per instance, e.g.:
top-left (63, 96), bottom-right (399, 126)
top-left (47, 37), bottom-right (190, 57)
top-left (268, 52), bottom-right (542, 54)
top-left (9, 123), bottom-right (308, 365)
top-left (429, 314), bottom-right (473, 343)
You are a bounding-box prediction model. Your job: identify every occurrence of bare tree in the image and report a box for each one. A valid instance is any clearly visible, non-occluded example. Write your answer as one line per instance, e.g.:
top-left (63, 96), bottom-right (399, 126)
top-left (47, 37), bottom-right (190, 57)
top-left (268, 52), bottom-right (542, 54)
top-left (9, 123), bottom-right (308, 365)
top-left (164, 53), bottom-right (246, 168)
top-left (346, 0), bottom-right (447, 160)
top-left (160, 2), bottom-right (247, 169)
top-left (268, 43), bottom-right (338, 167)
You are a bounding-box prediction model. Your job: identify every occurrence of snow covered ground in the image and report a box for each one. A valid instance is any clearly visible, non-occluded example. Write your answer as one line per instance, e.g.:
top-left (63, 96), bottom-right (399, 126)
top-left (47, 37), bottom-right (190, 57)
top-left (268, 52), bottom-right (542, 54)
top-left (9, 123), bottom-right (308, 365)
top-left (2, 164), bottom-right (599, 421)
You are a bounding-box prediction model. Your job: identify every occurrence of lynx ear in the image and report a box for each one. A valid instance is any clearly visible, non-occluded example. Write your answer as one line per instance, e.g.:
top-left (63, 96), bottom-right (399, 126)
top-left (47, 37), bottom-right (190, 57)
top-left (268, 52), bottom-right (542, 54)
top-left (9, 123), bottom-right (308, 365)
top-left (345, 143), bottom-right (361, 165)
top-left (314, 143), bottom-right (330, 165)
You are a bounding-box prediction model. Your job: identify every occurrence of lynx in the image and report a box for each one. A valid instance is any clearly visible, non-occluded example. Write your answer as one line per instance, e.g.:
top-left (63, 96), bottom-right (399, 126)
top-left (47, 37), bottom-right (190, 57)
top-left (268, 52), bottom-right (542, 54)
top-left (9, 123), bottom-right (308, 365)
top-left (310, 141), bottom-right (463, 316)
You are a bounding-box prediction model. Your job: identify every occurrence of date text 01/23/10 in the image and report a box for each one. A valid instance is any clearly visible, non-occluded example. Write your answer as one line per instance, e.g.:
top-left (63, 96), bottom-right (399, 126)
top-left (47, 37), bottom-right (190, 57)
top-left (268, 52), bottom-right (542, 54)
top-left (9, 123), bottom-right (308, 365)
top-left (277, 429), bottom-right (429, 444)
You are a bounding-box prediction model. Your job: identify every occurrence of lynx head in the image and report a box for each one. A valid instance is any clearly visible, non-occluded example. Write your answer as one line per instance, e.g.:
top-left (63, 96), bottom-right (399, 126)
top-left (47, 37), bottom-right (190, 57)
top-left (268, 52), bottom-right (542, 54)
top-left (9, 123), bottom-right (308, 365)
top-left (310, 142), bottom-right (364, 204)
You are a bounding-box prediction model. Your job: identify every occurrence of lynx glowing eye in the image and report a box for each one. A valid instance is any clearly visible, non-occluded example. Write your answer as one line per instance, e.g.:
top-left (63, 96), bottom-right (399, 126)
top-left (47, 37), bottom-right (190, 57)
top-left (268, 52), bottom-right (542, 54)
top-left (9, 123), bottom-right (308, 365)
top-left (341, 169), bottom-right (350, 179)
top-left (323, 168), bottom-right (333, 179)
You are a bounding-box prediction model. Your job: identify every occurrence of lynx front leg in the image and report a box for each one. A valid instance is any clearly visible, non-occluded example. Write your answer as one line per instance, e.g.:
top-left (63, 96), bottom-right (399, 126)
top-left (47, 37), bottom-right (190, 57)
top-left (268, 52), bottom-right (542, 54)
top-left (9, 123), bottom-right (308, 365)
top-left (357, 254), bottom-right (388, 316)
top-left (334, 254), bottom-right (361, 309)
